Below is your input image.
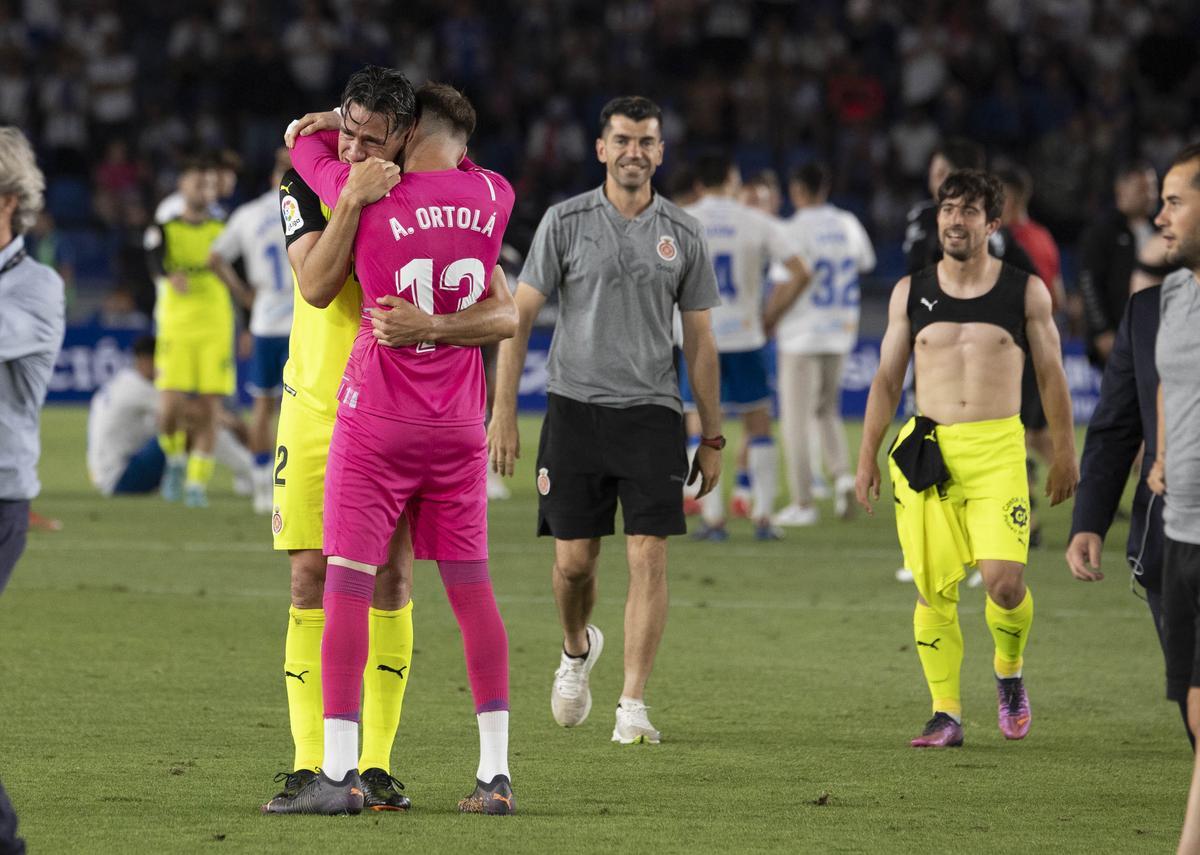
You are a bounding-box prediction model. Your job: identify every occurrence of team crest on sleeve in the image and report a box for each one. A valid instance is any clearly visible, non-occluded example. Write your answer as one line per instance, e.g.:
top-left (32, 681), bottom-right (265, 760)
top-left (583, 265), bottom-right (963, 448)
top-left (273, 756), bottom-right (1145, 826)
top-left (656, 235), bottom-right (677, 262)
top-left (271, 505), bottom-right (284, 535)
top-left (537, 467), bottom-right (551, 496)
top-left (281, 195), bottom-right (304, 236)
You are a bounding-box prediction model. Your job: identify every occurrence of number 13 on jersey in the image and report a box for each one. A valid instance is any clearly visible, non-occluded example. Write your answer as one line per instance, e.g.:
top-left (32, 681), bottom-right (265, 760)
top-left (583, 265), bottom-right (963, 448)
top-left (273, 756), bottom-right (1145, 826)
top-left (394, 256), bottom-right (487, 352)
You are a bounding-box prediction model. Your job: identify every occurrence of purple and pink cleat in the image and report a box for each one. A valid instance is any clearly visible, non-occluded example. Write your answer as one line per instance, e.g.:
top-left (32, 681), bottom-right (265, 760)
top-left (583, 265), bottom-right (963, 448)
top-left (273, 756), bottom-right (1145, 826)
top-left (910, 712), bottom-right (964, 748)
top-left (996, 676), bottom-right (1031, 739)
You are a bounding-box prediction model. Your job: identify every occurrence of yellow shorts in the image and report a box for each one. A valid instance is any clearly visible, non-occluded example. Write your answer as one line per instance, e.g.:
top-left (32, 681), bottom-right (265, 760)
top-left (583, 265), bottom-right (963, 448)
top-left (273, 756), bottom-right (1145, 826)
top-left (890, 414), bottom-right (1030, 567)
top-left (271, 391), bottom-right (334, 552)
top-left (155, 332), bottom-right (235, 396)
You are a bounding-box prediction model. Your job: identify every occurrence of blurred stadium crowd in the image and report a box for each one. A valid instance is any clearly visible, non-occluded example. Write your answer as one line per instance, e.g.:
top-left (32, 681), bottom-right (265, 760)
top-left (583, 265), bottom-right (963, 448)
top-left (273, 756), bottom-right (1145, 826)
top-left (5, 0), bottom-right (1199, 324)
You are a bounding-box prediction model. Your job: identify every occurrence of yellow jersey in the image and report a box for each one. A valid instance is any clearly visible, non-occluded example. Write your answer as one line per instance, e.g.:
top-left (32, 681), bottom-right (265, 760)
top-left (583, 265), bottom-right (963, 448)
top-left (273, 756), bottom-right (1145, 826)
top-left (152, 218), bottom-right (232, 338)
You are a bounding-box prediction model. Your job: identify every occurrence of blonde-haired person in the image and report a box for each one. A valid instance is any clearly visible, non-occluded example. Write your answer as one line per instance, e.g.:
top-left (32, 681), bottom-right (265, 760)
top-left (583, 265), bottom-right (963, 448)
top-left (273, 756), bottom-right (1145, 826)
top-left (0, 125), bottom-right (66, 854)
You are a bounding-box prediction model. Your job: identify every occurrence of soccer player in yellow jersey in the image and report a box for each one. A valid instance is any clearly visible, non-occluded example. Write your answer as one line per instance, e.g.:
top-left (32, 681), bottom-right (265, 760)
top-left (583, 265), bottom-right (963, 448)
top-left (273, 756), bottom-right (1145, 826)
top-left (267, 67), bottom-right (516, 812)
top-left (144, 156), bottom-right (231, 508)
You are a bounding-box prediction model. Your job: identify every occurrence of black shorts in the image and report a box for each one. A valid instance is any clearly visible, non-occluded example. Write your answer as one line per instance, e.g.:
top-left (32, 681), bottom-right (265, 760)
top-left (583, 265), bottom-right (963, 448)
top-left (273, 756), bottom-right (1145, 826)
top-left (535, 394), bottom-right (688, 539)
top-left (1020, 353), bottom-right (1047, 431)
top-left (1163, 535), bottom-right (1200, 701)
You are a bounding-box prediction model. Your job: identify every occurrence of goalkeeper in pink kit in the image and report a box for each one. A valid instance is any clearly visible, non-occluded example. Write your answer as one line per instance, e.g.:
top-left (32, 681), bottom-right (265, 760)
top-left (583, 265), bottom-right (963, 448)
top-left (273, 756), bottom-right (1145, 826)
top-left (268, 81), bottom-right (517, 816)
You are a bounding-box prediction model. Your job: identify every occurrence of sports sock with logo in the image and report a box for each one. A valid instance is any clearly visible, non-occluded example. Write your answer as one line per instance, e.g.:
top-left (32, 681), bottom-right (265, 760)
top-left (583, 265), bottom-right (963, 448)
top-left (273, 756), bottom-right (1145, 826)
top-left (185, 452), bottom-right (214, 487)
top-left (986, 589), bottom-right (1033, 678)
top-left (321, 563), bottom-right (375, 780)
top-left (284, 606), bottom-right (324, 772)
top-left (359, 602), bottom-right (414, 773)
top-left (747, 436), bottom-right (778, 521)
top-left (914, 601), bottom-right (963, 719)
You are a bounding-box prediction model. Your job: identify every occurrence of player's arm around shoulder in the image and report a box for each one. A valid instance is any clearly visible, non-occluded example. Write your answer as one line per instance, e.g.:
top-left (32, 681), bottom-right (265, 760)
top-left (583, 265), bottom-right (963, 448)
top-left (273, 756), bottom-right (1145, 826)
top-left (1025, 274), bottom-right (1078, 505)
top-left (488, 281), bottom-right (549, 478)
top-left (855, 277), bottom-right (914, 513)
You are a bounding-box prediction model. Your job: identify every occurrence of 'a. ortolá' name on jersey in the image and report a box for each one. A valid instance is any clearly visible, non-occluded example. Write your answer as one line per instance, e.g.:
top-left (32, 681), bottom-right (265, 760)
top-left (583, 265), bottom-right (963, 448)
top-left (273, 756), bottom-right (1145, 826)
top-left (390, 206), bottom-right (496, 241)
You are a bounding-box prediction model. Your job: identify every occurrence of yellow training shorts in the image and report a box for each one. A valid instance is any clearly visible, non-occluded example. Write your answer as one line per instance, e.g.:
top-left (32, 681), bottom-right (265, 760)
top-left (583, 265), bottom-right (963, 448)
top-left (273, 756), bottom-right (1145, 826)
top-left (891, 414), bottom-right (1030, 567)
top-left (271, 391), bottom-right (335, 552)
top-left (155, 332), bottom-right (235, 396)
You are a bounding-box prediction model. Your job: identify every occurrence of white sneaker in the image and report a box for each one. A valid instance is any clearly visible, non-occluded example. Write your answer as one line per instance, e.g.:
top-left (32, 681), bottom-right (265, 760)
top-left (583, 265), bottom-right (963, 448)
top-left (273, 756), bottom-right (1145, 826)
top-left (551, 624), bottom-right (604, 727)
top-left (772, 504), bottom-right (819, 527)
top-left (967, 569), bottom-right (983, 588)
top-left (612, 699), bottom-right (661, 745)
top-left (895, 567), bottom-right (914, 582)
top-left (834, 474), bottom-right (856, 520)
top-left (486, 469), bottom-right (511, 500)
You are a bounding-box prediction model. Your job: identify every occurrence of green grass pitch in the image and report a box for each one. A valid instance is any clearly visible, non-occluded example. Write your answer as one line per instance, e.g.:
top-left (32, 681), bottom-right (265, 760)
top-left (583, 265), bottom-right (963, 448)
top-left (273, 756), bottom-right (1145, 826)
top-left (0, 407), bottom-right (1188, 853)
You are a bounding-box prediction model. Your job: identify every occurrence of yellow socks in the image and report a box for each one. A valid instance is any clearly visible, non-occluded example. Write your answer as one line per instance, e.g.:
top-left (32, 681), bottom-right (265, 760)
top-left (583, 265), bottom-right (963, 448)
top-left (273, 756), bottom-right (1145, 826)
top-left (158, 430), bottom-right (186, 460)
top-left (185, 452), bottom-right (214, 487)
top-left (359, 602), bottom-right (414, 773)
top-left (914, 601), bottom-right (964, 719)
top-left (284, 606), bottom-right (324, 772)
top-left (987, 589), bottom-right (1033, 678)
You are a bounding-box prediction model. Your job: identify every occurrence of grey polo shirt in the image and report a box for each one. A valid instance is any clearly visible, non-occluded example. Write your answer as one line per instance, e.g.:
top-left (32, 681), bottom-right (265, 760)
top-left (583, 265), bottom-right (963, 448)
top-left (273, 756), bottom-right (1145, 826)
top-left (519, 186), bottom-right (719, 412)
top-left (1157, 268), bottom-right (1200, 545)
top-left (0, 235), bottom-right (66, 501)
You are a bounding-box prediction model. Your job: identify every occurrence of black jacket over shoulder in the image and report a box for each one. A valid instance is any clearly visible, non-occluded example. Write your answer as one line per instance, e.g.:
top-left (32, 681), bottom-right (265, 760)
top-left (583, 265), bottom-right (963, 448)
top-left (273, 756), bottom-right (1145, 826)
top-left (1070, 285), bottom-right (1162, 589)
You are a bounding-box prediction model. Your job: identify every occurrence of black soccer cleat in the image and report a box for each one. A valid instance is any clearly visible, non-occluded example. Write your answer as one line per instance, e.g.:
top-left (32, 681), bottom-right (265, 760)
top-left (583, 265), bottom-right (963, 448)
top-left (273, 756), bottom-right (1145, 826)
top-left (265, 769), bottom-right (317, 806)
top-left (457, 774), bottom-right (516, 815)
top-left (261, 769), bottom-right (364, 815)
top-left (360, 767), bottom-right (412, 811)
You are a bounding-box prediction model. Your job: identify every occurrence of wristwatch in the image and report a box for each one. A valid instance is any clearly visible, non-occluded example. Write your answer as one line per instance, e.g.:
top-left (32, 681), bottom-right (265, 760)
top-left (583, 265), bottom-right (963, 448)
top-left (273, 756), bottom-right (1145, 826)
top-left (699, 435), bottom-right (726, 450)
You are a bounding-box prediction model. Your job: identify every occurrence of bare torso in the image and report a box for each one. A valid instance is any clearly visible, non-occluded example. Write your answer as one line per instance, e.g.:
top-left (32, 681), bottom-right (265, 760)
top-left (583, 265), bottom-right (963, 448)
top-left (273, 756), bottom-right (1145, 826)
top-left (913, 259), bottom-right (1025, 424)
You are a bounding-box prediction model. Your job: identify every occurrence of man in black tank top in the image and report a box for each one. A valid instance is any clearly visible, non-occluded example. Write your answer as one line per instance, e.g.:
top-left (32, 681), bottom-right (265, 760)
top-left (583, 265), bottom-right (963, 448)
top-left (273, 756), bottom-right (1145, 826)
top-left (855, 169), bottom-right (1078, 750)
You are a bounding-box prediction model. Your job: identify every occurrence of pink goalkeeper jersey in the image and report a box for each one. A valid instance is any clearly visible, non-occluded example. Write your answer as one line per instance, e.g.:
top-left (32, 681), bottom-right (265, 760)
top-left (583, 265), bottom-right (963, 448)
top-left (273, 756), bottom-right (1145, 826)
top-left (291, 130), bottom-right (514, 426)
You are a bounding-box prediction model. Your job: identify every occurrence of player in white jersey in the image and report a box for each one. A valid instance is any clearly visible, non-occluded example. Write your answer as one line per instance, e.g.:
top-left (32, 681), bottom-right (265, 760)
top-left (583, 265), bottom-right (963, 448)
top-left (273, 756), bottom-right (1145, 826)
top-left (772, 162), bottom-right (875, 527)
top-left (681, 153), bottom-right (809, 540)
top-left (210, 149), bottom-right (295, 514)
top-left (87, 335), bottom-right (255, 496)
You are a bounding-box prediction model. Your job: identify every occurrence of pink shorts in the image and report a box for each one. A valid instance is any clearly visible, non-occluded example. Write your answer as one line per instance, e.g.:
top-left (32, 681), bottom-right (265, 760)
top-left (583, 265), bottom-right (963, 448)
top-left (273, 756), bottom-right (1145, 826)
top-left (323, 404), bottom-right (488, 566)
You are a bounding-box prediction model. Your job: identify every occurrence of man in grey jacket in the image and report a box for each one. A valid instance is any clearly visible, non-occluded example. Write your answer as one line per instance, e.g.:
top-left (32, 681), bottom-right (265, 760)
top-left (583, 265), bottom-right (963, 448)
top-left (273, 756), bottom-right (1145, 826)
top-left (0, 125), bottom-right (66, 855)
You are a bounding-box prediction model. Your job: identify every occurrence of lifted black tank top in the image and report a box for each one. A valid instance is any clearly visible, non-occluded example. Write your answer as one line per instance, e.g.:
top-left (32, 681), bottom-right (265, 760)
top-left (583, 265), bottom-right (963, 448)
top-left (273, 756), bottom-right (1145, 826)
top-left (907, 262), bottom-right (1029, 353)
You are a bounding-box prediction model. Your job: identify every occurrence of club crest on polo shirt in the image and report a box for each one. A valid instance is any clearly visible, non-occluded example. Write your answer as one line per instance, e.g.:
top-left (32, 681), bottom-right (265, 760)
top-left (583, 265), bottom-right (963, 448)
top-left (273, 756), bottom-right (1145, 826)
top-left (281, 195), bottom-right (304, 236)
top-left (537, 467), bottom-right (551, 495)
top-left (656, 235), bottom-right (677, 261)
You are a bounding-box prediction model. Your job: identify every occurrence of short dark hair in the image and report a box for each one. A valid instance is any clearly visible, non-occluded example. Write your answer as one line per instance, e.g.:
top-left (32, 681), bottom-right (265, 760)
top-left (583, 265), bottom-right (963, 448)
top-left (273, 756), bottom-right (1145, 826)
top-left (789, 161), bottom-right (832, 196)
top-left (933, 138), bottom-right (985, 171)
top-left (993, 162), bottom-right (1032, 203)
top-left (415, 82), bottom-right (476, 140)
top-left (177, 154), bottom-right (211, 176)
top-left (694, 151), bottom-right (734, 189)
top-left (744, 169), bottom-right (780, 191)
top-left (132, 335), bottom-right (156, 359)
top-left (340, 65), bottom-right (417, 140)
top-left (599, 96), bottom-right (662, 135)
top-left (1169, 142), bottom-right (1200, 187)
top-left (937, 169), bottom-right (1005, 221)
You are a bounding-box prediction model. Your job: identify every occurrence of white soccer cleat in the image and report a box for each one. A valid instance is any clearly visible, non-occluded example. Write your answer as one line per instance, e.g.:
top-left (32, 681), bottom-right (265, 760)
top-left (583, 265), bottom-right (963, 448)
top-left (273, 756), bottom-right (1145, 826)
top-left (834, 474), bottom-right (857, 520)
top-left (895, 567), bottom-right (914, 582)
top-left (967, 569), bottom-right (983, 588)
top-left (612, 699), bottom-right (661, 745)
top-left (551, 624), bottom-right (604, 727)
top-left (772, 504), bottom-right (819, 527)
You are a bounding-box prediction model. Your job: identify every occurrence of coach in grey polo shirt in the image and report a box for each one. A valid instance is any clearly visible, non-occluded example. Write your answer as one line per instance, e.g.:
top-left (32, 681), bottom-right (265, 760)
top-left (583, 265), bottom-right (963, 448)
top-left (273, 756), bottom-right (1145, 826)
top-left (491, 96), bottom-right (722, 745)
top-left (0, 127), bottom-right (65, 599)
top-left (1151, 144), bottom-right (1200, 855)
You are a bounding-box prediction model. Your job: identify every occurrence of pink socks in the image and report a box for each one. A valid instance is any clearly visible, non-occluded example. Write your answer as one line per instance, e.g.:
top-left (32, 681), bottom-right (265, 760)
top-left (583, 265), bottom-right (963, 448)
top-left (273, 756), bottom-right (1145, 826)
top-left (321, 564), bottom-right (375, 721)
top-left (439, 560), bottom-right (509, 713)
